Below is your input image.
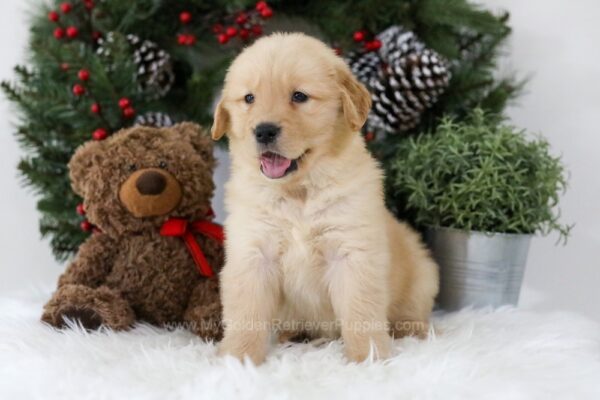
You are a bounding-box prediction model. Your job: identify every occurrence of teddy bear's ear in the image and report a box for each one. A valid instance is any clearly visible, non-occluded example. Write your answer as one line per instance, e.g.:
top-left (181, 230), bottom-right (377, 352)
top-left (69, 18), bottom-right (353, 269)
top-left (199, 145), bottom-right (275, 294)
top-left (172, 122), bottom-right (215, 166)
top-left (68, 140), bottom-right (105, 197)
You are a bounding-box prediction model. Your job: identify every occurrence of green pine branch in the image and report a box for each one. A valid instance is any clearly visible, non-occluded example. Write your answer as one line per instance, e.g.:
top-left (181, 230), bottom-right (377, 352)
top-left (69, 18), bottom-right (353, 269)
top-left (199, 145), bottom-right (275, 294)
top-left (5, 0), bottom-right (521, 259)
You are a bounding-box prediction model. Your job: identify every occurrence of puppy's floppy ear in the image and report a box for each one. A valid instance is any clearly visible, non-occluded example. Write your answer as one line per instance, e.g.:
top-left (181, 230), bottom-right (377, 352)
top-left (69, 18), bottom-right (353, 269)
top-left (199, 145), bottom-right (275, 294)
top-left (336, 62), bottom-right (372, 131)
top-left (68, 140), bottom-right (105, 198)
top-left (211, 99), bottom-right (230, 140)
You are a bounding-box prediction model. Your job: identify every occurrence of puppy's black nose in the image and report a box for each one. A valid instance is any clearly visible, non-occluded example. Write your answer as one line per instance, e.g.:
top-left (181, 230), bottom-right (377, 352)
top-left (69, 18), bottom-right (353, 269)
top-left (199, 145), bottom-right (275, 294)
top-left (254, 123), bottom-right (280, 145)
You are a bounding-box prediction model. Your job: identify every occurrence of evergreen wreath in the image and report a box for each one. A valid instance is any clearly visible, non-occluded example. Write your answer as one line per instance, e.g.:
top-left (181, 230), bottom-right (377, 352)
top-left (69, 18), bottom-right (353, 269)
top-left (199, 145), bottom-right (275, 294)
top-left (2, 0), bottom-right (517, 260)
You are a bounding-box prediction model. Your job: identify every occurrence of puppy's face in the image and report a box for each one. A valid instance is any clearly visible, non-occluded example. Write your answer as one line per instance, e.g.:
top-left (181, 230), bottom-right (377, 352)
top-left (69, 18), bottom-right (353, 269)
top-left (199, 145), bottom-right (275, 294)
top-left (212, 33), bottom-right (371, 181)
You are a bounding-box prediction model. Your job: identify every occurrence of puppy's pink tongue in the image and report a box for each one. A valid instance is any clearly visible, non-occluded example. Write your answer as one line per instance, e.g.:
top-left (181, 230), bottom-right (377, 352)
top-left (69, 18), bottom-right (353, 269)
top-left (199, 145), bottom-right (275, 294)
top-left (260, 153), bottom-right (292, 179)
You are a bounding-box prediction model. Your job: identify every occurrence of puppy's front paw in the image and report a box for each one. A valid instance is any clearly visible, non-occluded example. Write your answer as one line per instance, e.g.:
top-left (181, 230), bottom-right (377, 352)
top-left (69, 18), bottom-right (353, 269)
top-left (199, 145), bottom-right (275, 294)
top-left (218, 333), bottom-right (268, 365)
top-left (344, 332), bottom-right (391, 363)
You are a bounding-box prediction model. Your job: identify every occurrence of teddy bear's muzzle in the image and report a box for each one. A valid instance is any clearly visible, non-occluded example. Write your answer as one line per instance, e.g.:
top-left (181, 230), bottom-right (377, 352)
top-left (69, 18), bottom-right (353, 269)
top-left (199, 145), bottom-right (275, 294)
top-left (118, 168), bottom-right (182, 218)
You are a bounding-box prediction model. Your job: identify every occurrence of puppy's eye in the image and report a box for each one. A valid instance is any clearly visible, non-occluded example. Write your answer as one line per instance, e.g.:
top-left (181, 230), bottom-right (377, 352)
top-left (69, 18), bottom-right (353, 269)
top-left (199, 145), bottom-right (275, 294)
top-left (158, 161), bottom-right (167, 169)
top-left (244, 93), bottom-right (255, 104)
top-left (128, 163), bottom-right (137, 172)
top-left (292, 91), bottom-right (309, 103)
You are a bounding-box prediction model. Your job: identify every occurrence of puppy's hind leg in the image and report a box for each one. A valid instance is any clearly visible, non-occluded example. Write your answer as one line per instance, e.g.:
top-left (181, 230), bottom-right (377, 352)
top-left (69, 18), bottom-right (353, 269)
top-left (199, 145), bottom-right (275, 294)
top-left (387, 262), bottom-right (438, 340)
top-left (387, 223), bottom-right (439, 340)
top-left (389, 314), bottom-right (431, 339)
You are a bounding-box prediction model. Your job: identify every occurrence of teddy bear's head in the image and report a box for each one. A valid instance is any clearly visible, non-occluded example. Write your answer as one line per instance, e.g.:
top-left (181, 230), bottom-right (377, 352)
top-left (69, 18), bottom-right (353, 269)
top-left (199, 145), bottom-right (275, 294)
top-left (69, 123), bottom-right (216, 236)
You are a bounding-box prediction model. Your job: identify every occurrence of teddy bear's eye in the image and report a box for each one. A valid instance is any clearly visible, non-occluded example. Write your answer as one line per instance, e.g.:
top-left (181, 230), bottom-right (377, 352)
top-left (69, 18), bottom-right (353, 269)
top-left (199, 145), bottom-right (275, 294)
top-left (128, 163), bottom-right (137, 172)
top-left (158, 161), bottom-right (167, 169)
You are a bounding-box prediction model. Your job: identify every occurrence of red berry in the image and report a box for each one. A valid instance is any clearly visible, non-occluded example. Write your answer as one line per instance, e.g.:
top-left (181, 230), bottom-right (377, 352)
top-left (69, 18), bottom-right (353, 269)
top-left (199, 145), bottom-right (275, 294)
top-left (84, 0), bottom-right (95, 10)
top-left (353, 31), bottom-right (365, 42)
top-left (365, 131), bottom-right (375, 142)
top-left (236, 13), bottom-right (248, 25)
top-left (53, 27), bottom-right (65, 39)
top-left (60, 63), bottom-right (70, 71)
top-left (239, 29), bottom-right (250, 40)
top-left (48, 11), bottom-right (59, 22)
top-left (364, 40), bottom-right (382, 51)
top-left (90, 102), bottom-right (100, 114)
top-left (122, 106), bottom-right (135, 118)
top-left (226, 27), bottom-right (238, 38)
top-left (118, 97), bottom-right (131, 109)
top-left (177, 34), bottom-right (187, 45)
top-left (72, 84), bottom-right (85, 96)
top-left (60, 2), bottom-right (72, 13)
top-left (251, 24), bottom-right (263, 36)
top-left (217, 33), bottom-right (229, 44)
top-left (80, 220), bottom-right (93, 232)
top-left (260, 7), bottom-right (273, 19)
top-left (76, 203), bottom-right (86, 216)
top-left (179, 11), bottom-right (192, 24)
top-left (92, 31), bottom-right (102, 41)
top-left (369, 39), bottom-right (382, 50)
top-left (92, 128), bottom-right (108, 141)
top-left (256, 1), bottom-right (268, 11)
top-left (212, 24), bottom-right (223, 34)
top-left (333, 47), bottom-right (342, 56)
top-left (66, 26), bottom-right (79, 39)
top-left (78, 69), bottom-right (90, 81)
top-left (185, 34), bottom-right (196, 46)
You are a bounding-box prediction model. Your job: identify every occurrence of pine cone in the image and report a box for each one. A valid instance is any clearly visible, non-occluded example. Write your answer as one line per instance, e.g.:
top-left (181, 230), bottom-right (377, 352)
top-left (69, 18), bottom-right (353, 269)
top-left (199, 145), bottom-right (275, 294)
top-left (134, 112), bottom-right (174, 128)
top-left (362, 25), bottom-right (451, 134)
top-left (127, 34), bottom-right (174, 99)
top-left (97, 33), bottom-right (174, 99)
top-left (345, 51), bottom-right (382, 87)
top-left (377, 25), bottom-right (425, 62)
top-left (368, 49), bottom-right (450, 133)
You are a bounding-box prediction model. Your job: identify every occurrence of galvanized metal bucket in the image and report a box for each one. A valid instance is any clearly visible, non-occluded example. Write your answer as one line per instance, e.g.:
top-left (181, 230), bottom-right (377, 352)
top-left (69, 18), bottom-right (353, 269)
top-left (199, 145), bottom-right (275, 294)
top-left (424, 226), bottom-right (532, 311)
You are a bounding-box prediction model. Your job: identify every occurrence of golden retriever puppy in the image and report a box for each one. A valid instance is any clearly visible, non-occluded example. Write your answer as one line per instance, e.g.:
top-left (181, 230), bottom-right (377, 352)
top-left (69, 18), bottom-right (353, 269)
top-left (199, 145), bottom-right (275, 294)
top-left (211, 33), bottom-right (439, 365)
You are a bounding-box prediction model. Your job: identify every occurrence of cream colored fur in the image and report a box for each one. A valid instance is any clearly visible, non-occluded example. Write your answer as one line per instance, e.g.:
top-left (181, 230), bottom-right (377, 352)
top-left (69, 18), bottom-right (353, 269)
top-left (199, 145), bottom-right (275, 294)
top-left (211, 33), bottom-right (439, 365)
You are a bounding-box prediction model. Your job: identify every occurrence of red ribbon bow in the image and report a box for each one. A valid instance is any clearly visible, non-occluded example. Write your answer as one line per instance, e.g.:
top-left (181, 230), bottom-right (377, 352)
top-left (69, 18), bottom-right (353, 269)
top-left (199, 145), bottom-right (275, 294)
top-left (160, 215), bottom-right (224, 278)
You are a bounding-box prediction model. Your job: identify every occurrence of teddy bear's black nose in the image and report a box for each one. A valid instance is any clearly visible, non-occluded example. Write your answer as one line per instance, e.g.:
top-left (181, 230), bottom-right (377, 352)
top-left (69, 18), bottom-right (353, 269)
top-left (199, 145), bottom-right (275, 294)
top-left (136, 170), bottom-right (166, 195)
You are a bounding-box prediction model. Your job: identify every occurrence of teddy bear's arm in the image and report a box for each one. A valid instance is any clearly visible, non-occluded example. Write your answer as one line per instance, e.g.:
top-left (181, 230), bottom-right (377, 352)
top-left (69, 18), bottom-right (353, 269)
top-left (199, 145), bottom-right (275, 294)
top-left (200, 233), bottom-right (225, 276)
top-left (57, 233), bottom-right (118, 288)
top-left (183, 278), bottom-right (223, 341)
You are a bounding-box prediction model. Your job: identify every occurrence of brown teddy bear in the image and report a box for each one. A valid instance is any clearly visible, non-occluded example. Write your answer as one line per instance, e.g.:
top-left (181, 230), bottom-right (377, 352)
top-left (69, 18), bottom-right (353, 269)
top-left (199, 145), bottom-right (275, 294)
top-left (41, 123), bottom-right (224, 340)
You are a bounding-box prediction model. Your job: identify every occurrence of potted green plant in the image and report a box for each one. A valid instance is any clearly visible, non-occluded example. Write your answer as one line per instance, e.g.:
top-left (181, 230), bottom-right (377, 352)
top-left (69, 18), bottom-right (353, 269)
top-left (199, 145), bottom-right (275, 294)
top-left (389, 109), bottom-right (570, 310)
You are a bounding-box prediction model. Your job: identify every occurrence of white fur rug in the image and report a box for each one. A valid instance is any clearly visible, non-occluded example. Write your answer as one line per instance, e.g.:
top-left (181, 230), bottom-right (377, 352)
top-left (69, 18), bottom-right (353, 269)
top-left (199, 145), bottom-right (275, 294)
top-left (1, 288), bottom-right (600, 400)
